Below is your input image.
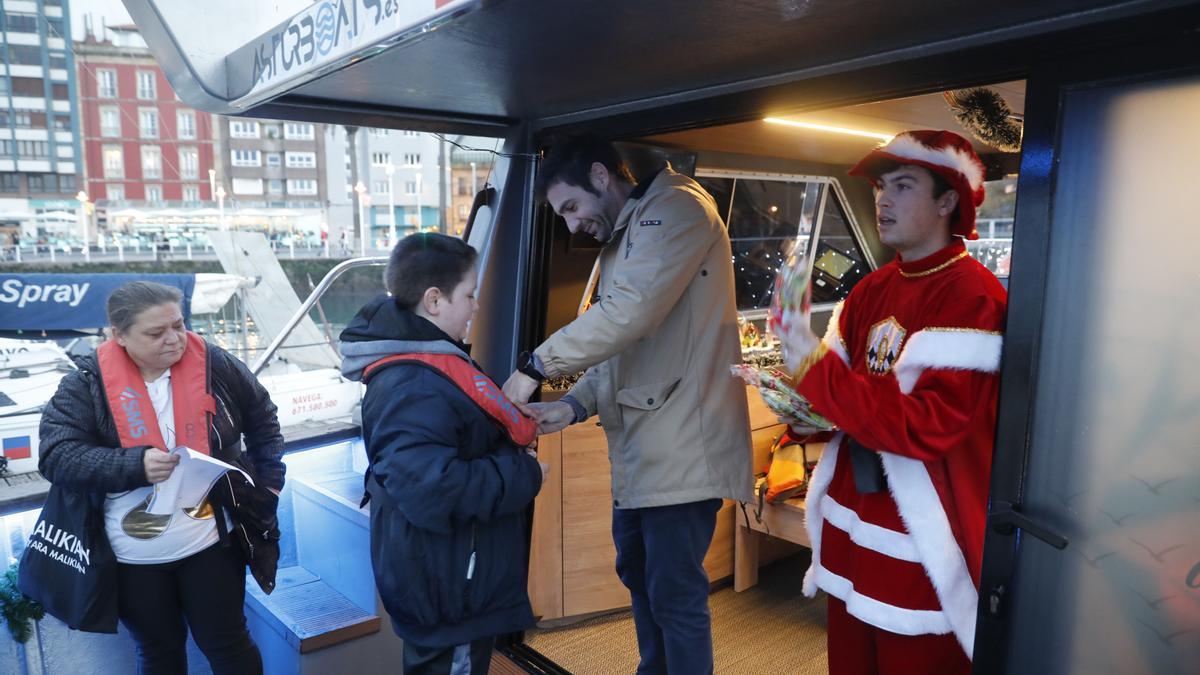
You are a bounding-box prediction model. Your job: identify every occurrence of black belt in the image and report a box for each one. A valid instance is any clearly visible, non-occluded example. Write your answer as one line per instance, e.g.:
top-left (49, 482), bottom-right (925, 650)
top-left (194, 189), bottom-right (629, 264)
top-left (846, 437), bottom-right (886, 494)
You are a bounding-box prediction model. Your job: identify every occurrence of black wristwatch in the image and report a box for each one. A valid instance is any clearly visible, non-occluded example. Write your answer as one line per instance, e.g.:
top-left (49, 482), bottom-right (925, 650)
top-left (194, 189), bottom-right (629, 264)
top-left (517, 351), bottom-right (546, 382)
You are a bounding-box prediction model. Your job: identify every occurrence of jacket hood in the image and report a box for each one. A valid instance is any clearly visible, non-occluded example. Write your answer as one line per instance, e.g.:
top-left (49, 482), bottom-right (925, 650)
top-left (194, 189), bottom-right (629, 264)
top-left (338, 294), bottom-right (471, 381)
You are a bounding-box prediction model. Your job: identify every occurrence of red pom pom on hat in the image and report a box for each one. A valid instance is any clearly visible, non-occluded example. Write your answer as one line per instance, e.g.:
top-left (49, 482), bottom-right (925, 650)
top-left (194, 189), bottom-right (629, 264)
top-left (849, 129), bottom-right (986, 240)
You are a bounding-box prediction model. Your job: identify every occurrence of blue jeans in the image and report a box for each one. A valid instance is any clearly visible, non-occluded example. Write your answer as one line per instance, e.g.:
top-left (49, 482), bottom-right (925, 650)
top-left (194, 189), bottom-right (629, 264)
top-left (612, 498), bottom-right (722, 675)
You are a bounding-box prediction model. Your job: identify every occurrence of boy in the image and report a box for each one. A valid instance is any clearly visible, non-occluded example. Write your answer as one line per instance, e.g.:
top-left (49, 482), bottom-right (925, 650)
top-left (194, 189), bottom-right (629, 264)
top-left (340, 233), bottom-right (544, 675)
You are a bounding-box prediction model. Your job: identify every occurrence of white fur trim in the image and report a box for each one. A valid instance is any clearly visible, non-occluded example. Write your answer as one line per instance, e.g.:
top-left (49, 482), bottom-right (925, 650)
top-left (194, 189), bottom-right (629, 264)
top-left (878, 134), bottom-right (984, 192)
top-left (822, 301), bottom-right (850, 365)
top-left (821, 495), bottom-right (921, 563)
top-left (892, 329), bottom-right (1003, 394)
top-left (812, 563), bottom-right (953, 636)
top-left (880, 453), bottom-right (979, 659)
top-left (801, 433), bottom-right (841, 597)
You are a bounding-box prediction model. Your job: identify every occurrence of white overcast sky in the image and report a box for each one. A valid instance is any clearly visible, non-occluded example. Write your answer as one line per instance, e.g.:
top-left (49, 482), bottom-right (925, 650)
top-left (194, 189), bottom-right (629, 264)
top-left (69, 0), bottom-right (133, 39)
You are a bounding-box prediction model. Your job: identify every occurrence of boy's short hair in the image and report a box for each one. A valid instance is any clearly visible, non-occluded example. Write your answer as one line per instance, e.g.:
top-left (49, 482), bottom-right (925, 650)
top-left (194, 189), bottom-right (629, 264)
top-left (535, 134), bottom-right (636, 200)
top-left (386, 233), bottom-right (478, 310)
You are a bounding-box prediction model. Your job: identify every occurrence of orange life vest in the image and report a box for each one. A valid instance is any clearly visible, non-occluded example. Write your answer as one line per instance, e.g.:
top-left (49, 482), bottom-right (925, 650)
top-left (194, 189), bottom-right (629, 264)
top-left (363, 352), bottom-right (538, 447)
top-left (97, 332), bottom-right (216, 455)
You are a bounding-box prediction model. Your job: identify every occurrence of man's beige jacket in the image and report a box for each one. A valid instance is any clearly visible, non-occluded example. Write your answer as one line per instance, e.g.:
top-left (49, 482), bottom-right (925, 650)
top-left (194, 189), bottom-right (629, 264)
top-left (536, 168), bottom-right (753, 508)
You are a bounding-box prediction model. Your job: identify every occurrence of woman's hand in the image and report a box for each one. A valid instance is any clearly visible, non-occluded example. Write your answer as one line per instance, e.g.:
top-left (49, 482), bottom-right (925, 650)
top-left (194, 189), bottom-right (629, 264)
top-left (143, 448), bottom-right (180, 484)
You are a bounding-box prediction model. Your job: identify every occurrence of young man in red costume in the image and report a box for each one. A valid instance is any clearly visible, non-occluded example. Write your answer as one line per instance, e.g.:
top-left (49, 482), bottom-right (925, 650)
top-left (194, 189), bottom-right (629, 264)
top-left (779, 129), bottom-right (1008, 674)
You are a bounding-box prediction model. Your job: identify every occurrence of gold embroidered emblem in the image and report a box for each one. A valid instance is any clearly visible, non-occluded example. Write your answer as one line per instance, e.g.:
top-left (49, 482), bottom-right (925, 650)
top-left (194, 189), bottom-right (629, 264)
top-left (865, 317), bottom-right (906, 375)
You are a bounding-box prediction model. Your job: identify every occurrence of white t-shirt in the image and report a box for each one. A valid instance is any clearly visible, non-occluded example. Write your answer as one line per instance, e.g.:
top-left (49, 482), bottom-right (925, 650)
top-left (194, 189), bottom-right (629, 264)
top-left (104, 371), bottom-right (220, 564)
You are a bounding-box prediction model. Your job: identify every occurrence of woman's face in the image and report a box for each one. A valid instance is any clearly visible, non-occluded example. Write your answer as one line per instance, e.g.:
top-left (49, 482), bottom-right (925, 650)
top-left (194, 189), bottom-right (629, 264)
top-left (115, 302), bottom-right (187, 376)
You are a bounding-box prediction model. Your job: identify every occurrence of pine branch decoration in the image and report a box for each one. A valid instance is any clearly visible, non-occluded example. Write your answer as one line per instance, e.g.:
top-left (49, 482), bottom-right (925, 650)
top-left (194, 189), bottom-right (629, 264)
top-left (0, 562), bottom-right (44, 644)
top-left (943, 88), bottom-right (1023, 152)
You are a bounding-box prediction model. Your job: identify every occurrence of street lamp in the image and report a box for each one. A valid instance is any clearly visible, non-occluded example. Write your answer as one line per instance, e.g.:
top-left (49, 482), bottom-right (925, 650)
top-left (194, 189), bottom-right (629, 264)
top-left (404, 163), bottom-right (423, 230)
top-left (76, 191), bottom-right (90, 262)
top-left (208, 169), bottom-right (216, 198)
top-left (215, 186), bottom-right (227, 230)
top-left (354, 181), bottom-right (368, 256)
top-left (384, 163), bottom-right (396, 247)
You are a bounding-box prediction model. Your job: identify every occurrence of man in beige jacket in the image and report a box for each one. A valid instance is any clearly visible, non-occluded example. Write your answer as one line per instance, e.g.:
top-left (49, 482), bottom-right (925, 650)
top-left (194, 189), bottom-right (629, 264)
top-left (503, 135), bottom-right (752, 675)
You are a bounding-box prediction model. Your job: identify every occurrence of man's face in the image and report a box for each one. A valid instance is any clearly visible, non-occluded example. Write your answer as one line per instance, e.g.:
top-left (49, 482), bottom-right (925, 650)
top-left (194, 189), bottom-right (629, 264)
top-left (546, 169), bottom-right (617, 242)
top-left (873, 165), bottom-right (956, 256)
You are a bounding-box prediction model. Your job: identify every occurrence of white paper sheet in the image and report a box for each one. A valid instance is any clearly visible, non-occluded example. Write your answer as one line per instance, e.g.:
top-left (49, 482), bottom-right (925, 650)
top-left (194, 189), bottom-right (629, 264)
top-left (146, 447), bottom-right (254, 516)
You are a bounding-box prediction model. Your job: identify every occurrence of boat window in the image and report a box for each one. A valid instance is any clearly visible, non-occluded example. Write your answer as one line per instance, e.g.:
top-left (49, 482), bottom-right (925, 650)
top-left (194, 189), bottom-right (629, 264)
top-left (968, 175), bottom-right (1017, 278)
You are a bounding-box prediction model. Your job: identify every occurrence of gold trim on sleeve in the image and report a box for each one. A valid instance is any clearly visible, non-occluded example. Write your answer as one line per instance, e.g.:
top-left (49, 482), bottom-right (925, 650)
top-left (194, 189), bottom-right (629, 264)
top-left (790, 342), bottom-right (830, 383)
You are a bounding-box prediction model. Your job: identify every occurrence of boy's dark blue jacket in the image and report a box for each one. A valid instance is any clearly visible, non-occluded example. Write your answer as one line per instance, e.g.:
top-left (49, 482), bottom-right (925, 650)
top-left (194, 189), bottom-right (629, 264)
top-left (339, 295), bottom-right (543, 648)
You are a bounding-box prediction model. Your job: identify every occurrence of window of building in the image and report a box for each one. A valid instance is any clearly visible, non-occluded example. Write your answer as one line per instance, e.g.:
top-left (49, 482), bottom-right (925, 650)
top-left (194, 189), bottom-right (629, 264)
top-left (403, 153), bottom-right (421, 166)
top-left (284, 123), bottom-right (314, 140)
top-left (45, 16), bottom-right (66, 38)
top-left (0, 78), bottom-right (8, 96)
top-left (51, 83), bottom-right (68, 100)
top-left (372, 180), bottom-right (390, 194)
top-left (7, 111), bottom-right (35, 128)
top-left (16, 141), bottom-right (49, 158)
top-left (0, 141), bottom-right (12, 157)
top-left (286, 179), bottom-right (317, 195)
top-left (369, 128), bottom-right (389, 137)
top-left (0, 173), bottom-right (20, 192)
top-left (183, 185), bottom-right (200, 203)
top-left (5, 13), bottom-right (38, 33)
top-left (106, 184), bottom-right (125, 201)
top-left (27, 174), bottom-right (57, 193)
top-left (141, 146), bottom-right (162, 179)
top-left (230, 121), bottom-right (260, 139)
top-left (7, 45), bottom-right (43, 65)
top-left (371, 152), bottom-right (391, 166)
top-left (266, 152), bottom-right (282, 167)
top-left (11, 77), bottom-right (44, 96)
top-left (145, 184), bottom-right (162, 203)
top-left (178, 147), bottom-right (199, 179)
top-left (457, 176), bottom-right (469, 195)
top-left (177, 111), bottom-right (196, 139)
top-left (48, 52), bottom-right (67, 70)
top-left (267, 179), bottom-right (284, 194)
top-left (58, 174), bottom-right (75, 193)
top-left (139, 108), bottom-right (159, 138)
top-left (52, 116), bottom-right (70, 131)
top-left (100, 107), bottom-right (120, 137)
top-left (263, 123), bottom-right (282, 139)
top-left (103, 146), bottom-right (123, 178)
top-left (405, 180), bottom-right (418, 195)
top-left (97, 69), bottom-right (117, 98)
top-left (285, 151), bottom-right (316, 168)
top-left (231, 149), bottom-right (261, 167)
top-left (402, 130), bottom-right (420, 137)
top-left (136, 71), bottom-right (156, 99)
top-left (231, 178), bottom-right (263, 195)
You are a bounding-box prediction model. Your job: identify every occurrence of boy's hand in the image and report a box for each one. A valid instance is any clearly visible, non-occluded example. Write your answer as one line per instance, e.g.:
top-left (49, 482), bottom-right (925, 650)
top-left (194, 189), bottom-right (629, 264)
top-left (520, 401), bottom-right (576, 435)
top-left (503, 371), bottom-right (539, 404)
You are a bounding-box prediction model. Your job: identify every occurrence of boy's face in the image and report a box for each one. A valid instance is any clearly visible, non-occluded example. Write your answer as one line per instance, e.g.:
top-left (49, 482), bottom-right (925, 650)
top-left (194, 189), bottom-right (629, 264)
top-left (872, 165), bottom-right (957, 257)
top-left (432, 266), bottom-right (479, 341)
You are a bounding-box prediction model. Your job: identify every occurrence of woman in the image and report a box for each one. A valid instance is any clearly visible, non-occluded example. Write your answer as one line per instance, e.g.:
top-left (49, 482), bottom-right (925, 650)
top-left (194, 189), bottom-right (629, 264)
top-left (38, 280), bottom-right (285, 674)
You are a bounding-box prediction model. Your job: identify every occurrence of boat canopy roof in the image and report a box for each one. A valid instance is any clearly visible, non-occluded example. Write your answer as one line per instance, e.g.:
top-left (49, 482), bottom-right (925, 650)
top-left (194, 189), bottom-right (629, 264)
top-left (124, 0), bottom-right (1190, 135)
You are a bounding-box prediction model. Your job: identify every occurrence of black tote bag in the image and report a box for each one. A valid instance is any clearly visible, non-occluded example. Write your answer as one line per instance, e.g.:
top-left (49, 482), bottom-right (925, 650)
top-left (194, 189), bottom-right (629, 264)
top-left (17, 485), bottom-right (118, 633)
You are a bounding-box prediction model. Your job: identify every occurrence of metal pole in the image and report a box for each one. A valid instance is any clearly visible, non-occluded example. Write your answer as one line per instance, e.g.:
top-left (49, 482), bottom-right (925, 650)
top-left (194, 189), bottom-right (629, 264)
top-left (358, 197), bottom-right (367, 257)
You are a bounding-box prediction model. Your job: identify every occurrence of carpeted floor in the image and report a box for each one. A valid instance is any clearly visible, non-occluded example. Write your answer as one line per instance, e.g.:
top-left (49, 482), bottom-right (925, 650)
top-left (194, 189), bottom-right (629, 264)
top-left (525, 552), bottom-right (829, 674)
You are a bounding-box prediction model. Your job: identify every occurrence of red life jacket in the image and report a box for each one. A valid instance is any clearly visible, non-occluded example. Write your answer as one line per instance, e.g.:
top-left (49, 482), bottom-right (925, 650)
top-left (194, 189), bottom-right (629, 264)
top-left (363, 352), bottom-right (538, 447)
top-left (97, 332), bottom-right (216, 455)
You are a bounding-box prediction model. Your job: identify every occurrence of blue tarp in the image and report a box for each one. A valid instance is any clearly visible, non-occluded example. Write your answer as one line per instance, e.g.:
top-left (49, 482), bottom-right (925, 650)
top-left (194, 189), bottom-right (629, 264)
top-left (0, 274), bottom-right (195, 335)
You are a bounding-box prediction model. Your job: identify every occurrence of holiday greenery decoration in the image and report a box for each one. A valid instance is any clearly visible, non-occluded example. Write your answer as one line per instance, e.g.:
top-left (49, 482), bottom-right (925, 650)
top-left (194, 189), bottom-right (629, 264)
top-left (943, 88), bottom-right (1023, 152)
top-left (0, 562), bottom-right (44, 644)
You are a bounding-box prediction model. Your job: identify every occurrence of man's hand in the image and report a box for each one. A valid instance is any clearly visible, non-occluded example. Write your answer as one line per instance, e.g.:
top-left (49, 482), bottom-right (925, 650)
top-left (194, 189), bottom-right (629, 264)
top-left (503, 370), bottom-right (540, 404)
top-left (778, 320), bottom-right (821, 374)
top-left (143, 448), bottom-right (180, 484)
top-left (519, 401), bottom-right (576, 435)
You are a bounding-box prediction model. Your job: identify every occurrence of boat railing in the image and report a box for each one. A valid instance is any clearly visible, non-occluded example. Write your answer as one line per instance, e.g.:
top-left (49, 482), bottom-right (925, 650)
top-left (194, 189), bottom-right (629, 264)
top-left (251, 256), bottom-right (389, 376)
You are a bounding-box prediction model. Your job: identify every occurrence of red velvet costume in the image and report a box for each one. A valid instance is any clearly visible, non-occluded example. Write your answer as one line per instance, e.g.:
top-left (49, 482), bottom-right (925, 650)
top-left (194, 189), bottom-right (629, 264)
top-left (795, 238), bottom-right (1007, 666)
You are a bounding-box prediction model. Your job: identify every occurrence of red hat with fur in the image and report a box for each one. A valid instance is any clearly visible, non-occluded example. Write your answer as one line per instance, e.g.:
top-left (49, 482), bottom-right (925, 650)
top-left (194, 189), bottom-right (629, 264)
top-left (849, 129), bottom-right (986, 240)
